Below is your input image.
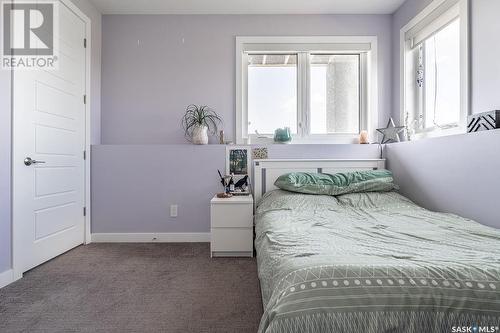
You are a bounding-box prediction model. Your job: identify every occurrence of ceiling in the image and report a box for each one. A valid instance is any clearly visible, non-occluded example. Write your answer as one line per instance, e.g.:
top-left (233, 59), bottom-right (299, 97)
top-left (89, 0), bottom-right (407, 15)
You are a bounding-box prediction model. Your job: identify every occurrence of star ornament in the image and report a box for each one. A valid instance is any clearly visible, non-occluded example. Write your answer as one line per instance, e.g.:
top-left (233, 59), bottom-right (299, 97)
top-left (376, 118), bottom-right (405, 144)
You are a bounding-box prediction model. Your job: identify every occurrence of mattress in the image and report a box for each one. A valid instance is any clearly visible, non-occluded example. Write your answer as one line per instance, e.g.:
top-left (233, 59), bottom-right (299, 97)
top-left (254, 190), bottom-right (500, 333)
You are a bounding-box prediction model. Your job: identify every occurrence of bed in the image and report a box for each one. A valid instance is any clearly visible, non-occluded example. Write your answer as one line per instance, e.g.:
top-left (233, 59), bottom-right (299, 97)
top-left (253, 159), bottom-right (500, 333)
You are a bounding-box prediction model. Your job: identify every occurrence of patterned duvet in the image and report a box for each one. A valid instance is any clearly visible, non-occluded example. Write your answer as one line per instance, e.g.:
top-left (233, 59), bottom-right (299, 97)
top-left (254, 190), bottom-right (500, 333)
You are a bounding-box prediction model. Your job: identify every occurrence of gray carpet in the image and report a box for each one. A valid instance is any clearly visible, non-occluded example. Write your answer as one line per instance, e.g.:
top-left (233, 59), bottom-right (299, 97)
top-left (0, 243), bottom-right (263, 333)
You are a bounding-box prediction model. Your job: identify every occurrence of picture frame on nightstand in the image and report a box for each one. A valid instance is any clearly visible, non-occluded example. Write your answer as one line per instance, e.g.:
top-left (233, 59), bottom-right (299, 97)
top-left (225, 146), bottom-right (251, 193)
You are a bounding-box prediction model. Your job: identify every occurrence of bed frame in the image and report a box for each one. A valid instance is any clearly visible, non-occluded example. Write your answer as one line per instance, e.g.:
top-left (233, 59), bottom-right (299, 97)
top-left (253, 159), bottom-right (386, 203)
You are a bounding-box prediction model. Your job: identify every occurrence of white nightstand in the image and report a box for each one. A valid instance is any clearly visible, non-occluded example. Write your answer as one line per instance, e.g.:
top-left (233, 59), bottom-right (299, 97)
top-left (210, 194), bottom-right (254, 257)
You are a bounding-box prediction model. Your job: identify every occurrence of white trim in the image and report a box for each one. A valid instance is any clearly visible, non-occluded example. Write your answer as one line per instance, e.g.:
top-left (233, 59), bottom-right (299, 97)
top-left (95, 8), bottom-right (403, 16)
top-left (399, 0), bottom-right (469, 136)
top-left (235, 36), bottom-right (378, 145)
top-left (11, 0), bottom-right (93, 279)
top-left (91, 233), bottom-right (211, 243)
top-left (252, 159), bottom-right (386, 203)
top-left (0, 269), bottom-right (21, 289)
top-left (61, 0), bottom-right (93, 246)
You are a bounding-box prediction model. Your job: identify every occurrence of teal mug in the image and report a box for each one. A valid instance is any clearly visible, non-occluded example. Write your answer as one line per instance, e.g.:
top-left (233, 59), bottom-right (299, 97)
top-left (274, 127), bottom-right (292, 143)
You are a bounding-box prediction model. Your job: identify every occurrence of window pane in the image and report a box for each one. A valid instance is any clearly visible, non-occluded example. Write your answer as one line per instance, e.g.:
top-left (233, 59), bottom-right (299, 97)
top-left (310, 54), bottom-right (360, 134)
top-left (247, 54), bottom-right (297, 135)
top-left (424, 19), bottom-right (460, 127)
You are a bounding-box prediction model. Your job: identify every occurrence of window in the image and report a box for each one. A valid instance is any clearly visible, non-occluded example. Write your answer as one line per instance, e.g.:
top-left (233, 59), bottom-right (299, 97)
top-left (247, 54), bottom-right (298, 135)
top-left (236, 37), bottom-right (377, 144)
top-left (310, 54), bottom-right (360, 134)
top-left (402, 0), bottom-right (469, 137)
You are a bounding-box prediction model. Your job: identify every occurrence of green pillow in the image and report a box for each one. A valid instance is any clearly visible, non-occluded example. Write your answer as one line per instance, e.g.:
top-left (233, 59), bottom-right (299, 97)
top-left (274, 170), bottom-right (398, 196)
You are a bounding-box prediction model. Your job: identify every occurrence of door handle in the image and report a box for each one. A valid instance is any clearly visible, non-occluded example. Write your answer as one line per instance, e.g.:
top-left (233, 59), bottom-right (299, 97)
top-left (24, 157), bottom-right (46, 166)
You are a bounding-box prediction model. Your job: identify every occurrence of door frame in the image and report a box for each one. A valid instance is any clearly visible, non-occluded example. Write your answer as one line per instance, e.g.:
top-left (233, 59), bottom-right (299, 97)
top-left (11, 0), bottom-right (92, 280)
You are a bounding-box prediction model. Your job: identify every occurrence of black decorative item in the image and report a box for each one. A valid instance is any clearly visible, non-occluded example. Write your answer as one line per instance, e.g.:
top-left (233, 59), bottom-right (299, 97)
top-left (376, 118), bottom-right (405, 144)
top-left (234, 175), bottom-right (248, 190)
top-left (467, 111), bottom-right (500, 132)
top-left (217, 170), bottom-right (225, 190)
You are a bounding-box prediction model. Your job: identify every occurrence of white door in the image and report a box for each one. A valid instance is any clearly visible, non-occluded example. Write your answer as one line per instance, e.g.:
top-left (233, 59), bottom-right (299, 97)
top-left (12, 2), bottom-right (87, 274)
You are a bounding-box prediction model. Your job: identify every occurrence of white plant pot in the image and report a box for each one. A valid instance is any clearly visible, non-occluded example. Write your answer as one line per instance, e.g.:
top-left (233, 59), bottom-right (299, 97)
top-left (192, 125), bottom-right (209, 145)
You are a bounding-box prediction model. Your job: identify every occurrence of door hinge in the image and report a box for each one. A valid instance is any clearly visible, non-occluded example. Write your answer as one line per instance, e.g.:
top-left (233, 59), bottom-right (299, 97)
top-left (83, 94), bottom-right (86, 104)
top-left (83, 38), bottom-right (87, 48)
top-left (83, 207), bottom-right (87, 217)
top-left (83, 150), bottom-right (86, 160)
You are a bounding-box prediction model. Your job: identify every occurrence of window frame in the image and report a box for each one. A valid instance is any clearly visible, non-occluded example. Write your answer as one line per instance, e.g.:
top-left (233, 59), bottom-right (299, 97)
top-left (236, 36), bottom-right (378, 144)
top-left (400, 0), bottom-right (469, 139)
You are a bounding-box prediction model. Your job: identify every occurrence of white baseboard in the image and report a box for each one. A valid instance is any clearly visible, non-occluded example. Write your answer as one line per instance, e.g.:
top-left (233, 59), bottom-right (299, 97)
top-left (91, 233), bottom-right (211, 243)
top-left (0, 269), bottom-right (20, 289)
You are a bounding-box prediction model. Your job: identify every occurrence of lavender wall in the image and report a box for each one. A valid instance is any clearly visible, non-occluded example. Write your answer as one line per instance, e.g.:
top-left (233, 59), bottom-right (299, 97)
top-left (92, 13), bottom-right (394, 234)
top-left (0, 0), bottom-right (102, 275)
top-left (101, 14), bottom-right (393, 144)
top-left (91, 144), bottom-right (381, 233)
top-left (386, 130), bottom-right (500, 228)
top-left (387, 0), bottom-right (500, 228)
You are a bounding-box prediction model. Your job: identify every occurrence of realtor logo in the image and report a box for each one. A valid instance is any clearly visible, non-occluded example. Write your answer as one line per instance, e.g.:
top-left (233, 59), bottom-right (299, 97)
top-left (452, 326), bottom-right (500, 333)
top-left (1, 1), bottom-right (59, 69)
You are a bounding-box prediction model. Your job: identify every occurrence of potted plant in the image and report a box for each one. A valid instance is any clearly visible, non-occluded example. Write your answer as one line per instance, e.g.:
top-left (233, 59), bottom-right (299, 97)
top-left (181, 105), bottom-right (223, 144)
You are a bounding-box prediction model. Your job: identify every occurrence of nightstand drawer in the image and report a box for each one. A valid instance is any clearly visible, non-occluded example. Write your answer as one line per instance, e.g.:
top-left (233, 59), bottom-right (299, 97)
top-left (211, 203), bottom-right (253, 228)
top-left (211, 228), bottom-right (253, 252)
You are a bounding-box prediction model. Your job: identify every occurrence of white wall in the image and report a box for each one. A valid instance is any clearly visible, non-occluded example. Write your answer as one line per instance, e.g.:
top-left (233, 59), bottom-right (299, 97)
top-left (471, 0), bottom-right (500, 112)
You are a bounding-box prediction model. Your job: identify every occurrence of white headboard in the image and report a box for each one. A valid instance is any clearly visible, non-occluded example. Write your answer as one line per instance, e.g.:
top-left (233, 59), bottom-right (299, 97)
top-left (253, 159), bottom-right (386, 203)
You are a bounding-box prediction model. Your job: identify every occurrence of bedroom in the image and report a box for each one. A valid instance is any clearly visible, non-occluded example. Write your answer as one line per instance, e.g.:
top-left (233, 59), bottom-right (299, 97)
top-left (0, 0), bottom-right (499, 332)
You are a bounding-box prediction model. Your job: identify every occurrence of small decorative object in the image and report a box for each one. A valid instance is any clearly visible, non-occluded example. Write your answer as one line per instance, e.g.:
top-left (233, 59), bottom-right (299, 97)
top-left (376, 118), bottom-right (405, 144)
top-left (404, 112), bottom-right (424, 141)
top-left (217, 170), bottom-right (233, 194)
top-left (181, 104), bottom-right (223, 145)
top-left (252, 147), bottom-right (268, 160)
top-left (217, 192), bottom-right (233, 198)
top-left (467, 110), bottom-right (500, 132)
top-left (416, 45), bottom-right (424, 88)
top-left (273, 127), bottom-right (292, 144)
top-left (234, 175), bottom-right (248, 191)
top-left (229, 174), bottom-right (235, 192)
top-left (359, 130), bottom-right (369, 144)
top-left (223, 175), bottom-right (232, 193)
top-left (219, 130), bottom-right (224, 144)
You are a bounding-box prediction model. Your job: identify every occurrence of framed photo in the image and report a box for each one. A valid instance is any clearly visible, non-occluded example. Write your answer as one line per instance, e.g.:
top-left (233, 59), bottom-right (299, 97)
top-left (226, 146), bottom-right (251, 180)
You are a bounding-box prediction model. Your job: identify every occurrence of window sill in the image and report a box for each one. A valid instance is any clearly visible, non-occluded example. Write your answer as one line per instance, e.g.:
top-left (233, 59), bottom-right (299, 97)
top-left (409, 125), bottom-right (465, 141)
top-left (242, 134), bottom-right (362, 145)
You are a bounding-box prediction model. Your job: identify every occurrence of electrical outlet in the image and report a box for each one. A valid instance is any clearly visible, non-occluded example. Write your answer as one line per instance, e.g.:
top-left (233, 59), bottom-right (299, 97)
top-left (170, 204), bottom-right (178, 217)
